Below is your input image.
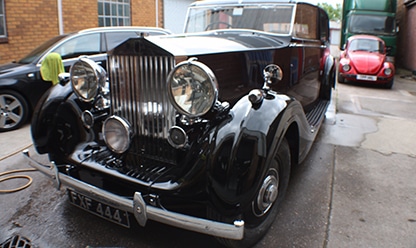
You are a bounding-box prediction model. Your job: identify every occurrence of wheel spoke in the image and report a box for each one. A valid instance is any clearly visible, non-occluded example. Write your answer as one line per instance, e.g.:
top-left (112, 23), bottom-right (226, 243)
top-left (0, 115), bottom-right (6, 127)
top-left (0, 95), bottom-right (6, 108)
top-left (8, 112), bottom-right (22, 123)
top-left (8, 99), bottom-right (21, 111)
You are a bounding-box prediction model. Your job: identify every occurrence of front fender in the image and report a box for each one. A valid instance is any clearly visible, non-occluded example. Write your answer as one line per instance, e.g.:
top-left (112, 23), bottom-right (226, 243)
top-left (207, 92), bottom-right (294, 215)
top-left (31, 83), bottom-right (87, 155)
top-left (31, 83), bottom-right (72, 153)
top-left (324, 53), bottom-right (336, 88)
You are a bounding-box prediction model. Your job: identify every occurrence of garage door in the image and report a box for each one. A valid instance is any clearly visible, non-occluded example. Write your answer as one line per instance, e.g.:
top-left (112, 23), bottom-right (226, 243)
top-left (164, 0), bottom-right (194, 33)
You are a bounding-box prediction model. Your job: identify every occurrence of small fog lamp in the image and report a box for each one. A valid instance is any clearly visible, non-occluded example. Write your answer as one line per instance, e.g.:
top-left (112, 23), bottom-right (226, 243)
top-left (168, 126), bottom-right (188, 148)
top-left (102, 116), bottom-right (131, 154)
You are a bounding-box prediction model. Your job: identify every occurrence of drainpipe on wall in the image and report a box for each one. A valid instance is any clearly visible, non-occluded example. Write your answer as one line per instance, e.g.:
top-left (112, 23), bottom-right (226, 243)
top-left (155, 0), bottom-right (159, 27)
top-left (57, 0), bottom-right (64, 34)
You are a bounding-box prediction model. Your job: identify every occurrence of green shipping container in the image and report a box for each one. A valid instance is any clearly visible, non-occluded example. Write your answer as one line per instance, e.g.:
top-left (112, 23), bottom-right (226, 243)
top-left (340, 0), bottom-right (397, 58)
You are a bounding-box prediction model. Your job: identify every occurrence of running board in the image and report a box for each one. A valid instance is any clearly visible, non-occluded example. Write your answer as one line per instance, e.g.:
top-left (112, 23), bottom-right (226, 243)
top-left (305, 100), bottom-right (329, 130)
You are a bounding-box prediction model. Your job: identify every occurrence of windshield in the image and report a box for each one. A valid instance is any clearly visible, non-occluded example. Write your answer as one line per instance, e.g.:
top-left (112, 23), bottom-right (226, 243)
top-left (349, 14), bottom-right (395, 35)
top-left (18, 35), bottom-right (68, 64)
top-left (348, 38), bottom-right (385, 53)
top-left (184, 4), bottom-right (295, 34)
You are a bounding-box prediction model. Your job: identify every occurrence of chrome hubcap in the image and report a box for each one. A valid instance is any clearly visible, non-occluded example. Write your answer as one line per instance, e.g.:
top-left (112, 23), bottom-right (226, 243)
top-left (254, 170), bottom-right (279, 217)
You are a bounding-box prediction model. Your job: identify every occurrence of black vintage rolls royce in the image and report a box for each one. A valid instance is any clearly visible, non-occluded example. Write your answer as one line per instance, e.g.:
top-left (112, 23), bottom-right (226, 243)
top-left (24, 0), bottom-right (335, 247)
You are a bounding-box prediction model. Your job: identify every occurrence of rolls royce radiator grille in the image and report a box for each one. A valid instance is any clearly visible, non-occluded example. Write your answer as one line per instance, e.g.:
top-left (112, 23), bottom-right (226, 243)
top-left (108, 54), bottom-right (177, 165)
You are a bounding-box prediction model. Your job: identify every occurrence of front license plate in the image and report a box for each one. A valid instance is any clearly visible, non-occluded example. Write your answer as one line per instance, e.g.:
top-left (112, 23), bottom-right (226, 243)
top-left (67, 189), bottom-right (130, 228)
top-left (357, 74), bottom-right (377, 81)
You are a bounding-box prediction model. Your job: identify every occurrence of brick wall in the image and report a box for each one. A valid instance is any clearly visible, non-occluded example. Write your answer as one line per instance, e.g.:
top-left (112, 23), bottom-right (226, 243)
top-left (0, 0), bottom-right (163, 64)
top-left (62, 1), bottom-right (97, 33)
top-left (396, 0), bottom-right (407, 68)
top-left (132, 0), bottom-right (164, 27)
top-left (0, 0), bottom-right (60, 63)
top-left (397, 0), bottom-right (416, 70)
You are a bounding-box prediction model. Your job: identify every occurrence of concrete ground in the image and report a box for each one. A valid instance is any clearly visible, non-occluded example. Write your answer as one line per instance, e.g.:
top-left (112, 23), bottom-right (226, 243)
top-left (0, 124), bottom-right (32, 161)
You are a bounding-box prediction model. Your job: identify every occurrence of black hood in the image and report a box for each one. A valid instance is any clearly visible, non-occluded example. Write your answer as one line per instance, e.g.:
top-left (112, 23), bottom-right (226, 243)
top-left (0, 62), bottom-right (35, 79)
top-left (110, 30), bottom-right (291, 57)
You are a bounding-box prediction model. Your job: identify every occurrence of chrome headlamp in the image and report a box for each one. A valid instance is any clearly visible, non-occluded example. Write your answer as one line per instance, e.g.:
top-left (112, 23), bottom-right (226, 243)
top-left (167, 58), bottom-right (218, 118)
top-left (102, 116), bottom-right (132, 154)
top-left (342, 64), bottom-right (351, 72)
top-left (70, 57), bottom-right (106, 102)
top-left (384, 67), bottom-right (392, 76)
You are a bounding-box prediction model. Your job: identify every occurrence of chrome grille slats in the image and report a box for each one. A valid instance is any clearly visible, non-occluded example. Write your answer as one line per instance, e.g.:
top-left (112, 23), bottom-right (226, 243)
top-left (109, 54), bottom-right (177, 165)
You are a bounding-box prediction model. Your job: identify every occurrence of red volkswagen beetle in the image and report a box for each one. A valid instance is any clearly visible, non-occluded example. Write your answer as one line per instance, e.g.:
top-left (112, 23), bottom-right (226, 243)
top-left (338, 35), bottom-right (395, 88)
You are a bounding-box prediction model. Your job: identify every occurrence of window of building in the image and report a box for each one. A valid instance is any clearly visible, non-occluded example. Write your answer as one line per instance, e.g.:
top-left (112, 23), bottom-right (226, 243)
top-left (0, 0), bottom-right (7, 38)
top-left (98, 0), bottom-right (131, 27)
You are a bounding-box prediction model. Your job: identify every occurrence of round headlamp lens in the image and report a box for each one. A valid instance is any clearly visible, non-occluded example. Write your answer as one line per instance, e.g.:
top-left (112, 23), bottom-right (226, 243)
top-left (384, 68), bottom-right (392, 76)
top-left (70, 58), bottom-right (105, 102)
top-left (167, 58), bottom-right (218, 117)
top-left (342, 64), bottom-right (351, 72)
top-left (103, 116), bottom-right (131, 154)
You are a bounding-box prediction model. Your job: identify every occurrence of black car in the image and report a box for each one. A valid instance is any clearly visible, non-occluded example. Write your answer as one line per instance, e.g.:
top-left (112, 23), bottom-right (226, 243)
top-left (0, 26), bottom-right (171, 132)
top-left (25, 1), bottom-right (335, 247)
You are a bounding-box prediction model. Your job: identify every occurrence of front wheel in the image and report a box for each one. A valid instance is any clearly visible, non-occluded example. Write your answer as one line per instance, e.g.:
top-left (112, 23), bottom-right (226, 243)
top-left (320, 70), bottom-right (334, 100)
top-left (383, 78), bottom-right (394, 89)
top-left (337, 72), bottom-right (346, 84)
top-left (0, 90), bottom-right (29, 132)
top-left (211, 138), bottom-right (291, 248)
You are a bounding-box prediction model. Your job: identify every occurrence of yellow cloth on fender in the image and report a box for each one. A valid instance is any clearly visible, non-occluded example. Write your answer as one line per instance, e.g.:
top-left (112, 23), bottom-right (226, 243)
top-left (40, 52), bottom-right (65, 85)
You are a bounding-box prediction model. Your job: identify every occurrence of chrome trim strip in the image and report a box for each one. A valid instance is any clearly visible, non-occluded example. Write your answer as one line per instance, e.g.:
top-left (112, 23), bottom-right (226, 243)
top-left (23, 150), bottom-right (244, 240)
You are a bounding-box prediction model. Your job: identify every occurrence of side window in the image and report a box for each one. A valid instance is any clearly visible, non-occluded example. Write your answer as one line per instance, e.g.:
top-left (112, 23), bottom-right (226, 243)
top-left (105, 31), bottom-right (136, 51)
top-left (52, 33), bottom-right (101, 60)
top-left (294, 4), bottom-right (317, 39)
top-left (319, 9), bottom-right (329, 42)
top-left (0, 0), bottom-right (7, 39)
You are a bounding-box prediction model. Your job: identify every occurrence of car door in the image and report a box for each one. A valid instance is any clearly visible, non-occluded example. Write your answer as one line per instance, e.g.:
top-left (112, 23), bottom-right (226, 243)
top-left (288, 4), bottom-right (321, 109)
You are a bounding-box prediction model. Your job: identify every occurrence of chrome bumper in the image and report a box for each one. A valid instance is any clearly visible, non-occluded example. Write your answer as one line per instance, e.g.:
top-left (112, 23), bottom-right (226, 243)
top-left (23, 150), bottom-right (244, 240)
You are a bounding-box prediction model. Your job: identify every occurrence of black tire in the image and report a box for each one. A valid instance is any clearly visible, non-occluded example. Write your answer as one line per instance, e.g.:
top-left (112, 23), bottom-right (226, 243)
top-left (337, 73), bottom-right (346, 84)
top-left (383, 78), bottom-right (394, 89)
top-left (320, 71), bottom-right (334, 100)
top-left (210, 138), bottom-right (291, 248)
top-left (47, 104), bottom-right (82, 163)
top-left (0, 90), bottom-right (29, 132)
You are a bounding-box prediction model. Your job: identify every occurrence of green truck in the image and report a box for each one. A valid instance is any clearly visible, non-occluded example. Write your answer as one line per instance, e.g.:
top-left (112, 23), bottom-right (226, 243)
top-left (340, 0), bottom-right (397, 59)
